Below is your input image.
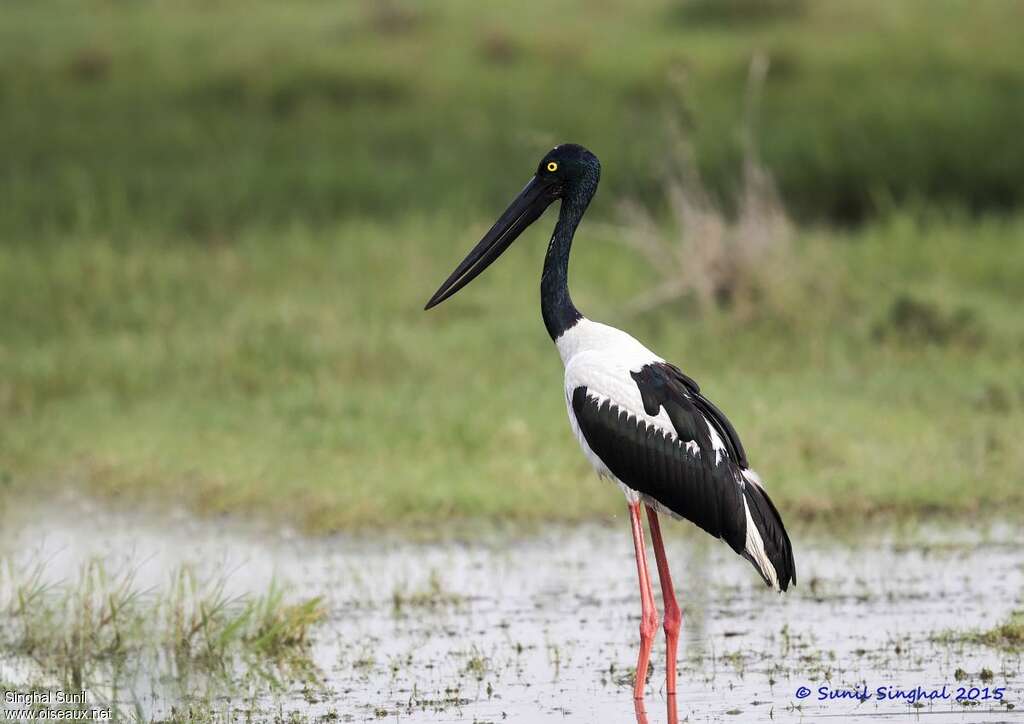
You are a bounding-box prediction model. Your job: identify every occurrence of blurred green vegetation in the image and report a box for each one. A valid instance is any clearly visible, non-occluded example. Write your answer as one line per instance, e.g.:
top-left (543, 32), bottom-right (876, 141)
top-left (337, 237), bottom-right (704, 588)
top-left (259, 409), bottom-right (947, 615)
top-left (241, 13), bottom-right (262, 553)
top-left (2, 0), bottom-right (1024, 238)
top-left (2, 211), bottom-right (1022, 530)
top-left (1, 0), bottom-right (1023, 530)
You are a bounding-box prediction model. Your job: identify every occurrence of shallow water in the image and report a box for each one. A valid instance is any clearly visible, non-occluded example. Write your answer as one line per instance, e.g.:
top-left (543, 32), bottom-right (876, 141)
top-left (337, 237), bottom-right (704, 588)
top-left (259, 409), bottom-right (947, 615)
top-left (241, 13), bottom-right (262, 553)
top-left (1, 498), bottom-right (1022, 723)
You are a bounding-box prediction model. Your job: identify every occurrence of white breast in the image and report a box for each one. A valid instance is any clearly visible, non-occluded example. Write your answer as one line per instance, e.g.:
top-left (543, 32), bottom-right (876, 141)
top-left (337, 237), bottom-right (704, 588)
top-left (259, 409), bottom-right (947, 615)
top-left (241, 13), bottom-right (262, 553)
top-left (556, 318), bottom-right (682, 481)
top-left (555, 317), bottom-right (656, 368)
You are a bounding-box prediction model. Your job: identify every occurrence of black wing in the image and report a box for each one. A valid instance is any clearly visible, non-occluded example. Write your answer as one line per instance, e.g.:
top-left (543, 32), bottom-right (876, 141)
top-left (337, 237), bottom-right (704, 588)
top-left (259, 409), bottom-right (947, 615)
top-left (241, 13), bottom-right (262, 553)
top-left (631, 362), bottom-right (748, 468)
top-left (571, 362), bottom-right (795, 591)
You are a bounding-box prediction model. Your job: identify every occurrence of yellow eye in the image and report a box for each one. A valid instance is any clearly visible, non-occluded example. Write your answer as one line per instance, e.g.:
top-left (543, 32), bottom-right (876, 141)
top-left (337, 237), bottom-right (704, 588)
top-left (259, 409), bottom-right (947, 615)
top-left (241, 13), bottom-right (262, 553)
top-left (546, 161), bottom-right (558, 172)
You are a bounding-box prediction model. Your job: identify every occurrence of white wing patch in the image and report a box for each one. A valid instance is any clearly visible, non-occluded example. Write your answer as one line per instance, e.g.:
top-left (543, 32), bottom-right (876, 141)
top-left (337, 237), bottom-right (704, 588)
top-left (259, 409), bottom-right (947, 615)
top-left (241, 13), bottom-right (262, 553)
top-left (743, 495), bottom-right (780, 591)
top-left (741, 467), bottom-right (765, 490)
top-left (704, 418), bottom-right (727, 464)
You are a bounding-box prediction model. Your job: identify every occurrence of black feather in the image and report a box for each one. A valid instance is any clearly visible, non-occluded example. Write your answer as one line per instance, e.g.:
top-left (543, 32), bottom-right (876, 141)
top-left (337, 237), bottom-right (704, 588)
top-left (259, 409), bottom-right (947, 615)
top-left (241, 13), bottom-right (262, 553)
top-left (572, 386), bottom-right (746, 554)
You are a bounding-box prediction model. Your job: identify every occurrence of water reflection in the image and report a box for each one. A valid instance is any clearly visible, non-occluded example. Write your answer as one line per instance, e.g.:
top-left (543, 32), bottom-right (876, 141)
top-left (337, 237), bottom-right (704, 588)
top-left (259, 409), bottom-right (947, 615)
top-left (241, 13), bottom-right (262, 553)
top-left (634, 694), bottom-right (679, 724)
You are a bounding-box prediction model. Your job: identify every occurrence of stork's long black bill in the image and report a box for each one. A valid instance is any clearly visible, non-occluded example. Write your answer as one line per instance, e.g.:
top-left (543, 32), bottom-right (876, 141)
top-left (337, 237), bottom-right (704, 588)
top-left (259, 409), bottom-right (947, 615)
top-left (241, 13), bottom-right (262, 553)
top-left (425, 176), bottom-right (554, 310)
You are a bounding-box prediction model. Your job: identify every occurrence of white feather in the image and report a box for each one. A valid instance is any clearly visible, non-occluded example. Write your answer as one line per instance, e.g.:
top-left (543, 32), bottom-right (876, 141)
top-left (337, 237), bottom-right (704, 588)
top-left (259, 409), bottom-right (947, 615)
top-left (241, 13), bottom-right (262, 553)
top-left (705, 418), bottom-right (726, 464)
top-left (741, 467), bottom-right (765, 490)
top-left (743, 495), bottom-right (780, 591)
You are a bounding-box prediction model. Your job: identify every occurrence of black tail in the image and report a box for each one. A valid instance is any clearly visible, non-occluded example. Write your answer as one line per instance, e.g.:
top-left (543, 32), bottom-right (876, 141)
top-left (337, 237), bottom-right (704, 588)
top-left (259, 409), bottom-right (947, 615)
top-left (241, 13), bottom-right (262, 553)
top-left (739, 472), bottom-right (796, 592)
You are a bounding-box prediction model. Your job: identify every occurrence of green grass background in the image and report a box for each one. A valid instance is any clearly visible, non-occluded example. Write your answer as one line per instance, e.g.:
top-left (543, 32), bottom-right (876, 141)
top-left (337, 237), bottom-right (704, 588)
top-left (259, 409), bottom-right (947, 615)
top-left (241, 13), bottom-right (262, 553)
top-left (1, 0), bottom-right (1023, 530)
top-left (3, 0), bottom-right (1023, 236)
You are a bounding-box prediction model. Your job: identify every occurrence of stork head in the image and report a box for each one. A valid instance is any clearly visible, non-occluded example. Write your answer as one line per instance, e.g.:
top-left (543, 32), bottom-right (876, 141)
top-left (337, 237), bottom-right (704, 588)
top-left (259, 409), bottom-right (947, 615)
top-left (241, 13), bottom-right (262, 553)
top-left (424, 144), bottom-right (600, 310)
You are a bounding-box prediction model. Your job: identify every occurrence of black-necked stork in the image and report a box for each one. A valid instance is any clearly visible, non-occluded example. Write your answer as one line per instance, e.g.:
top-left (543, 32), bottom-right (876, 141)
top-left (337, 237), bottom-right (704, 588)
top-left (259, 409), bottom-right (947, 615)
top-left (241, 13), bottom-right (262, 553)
top-left (425, 144), bottom-right (796, 701)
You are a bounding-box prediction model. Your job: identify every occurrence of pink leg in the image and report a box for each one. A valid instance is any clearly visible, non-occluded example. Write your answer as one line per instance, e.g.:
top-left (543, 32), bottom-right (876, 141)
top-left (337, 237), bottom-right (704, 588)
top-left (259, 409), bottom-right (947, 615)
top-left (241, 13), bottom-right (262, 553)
top-left (646, 504), bottom-right (682, 696)
top-left (628, 501), bottom-right (658, 700)
top-left (633, 698), bottom-right (650, 724)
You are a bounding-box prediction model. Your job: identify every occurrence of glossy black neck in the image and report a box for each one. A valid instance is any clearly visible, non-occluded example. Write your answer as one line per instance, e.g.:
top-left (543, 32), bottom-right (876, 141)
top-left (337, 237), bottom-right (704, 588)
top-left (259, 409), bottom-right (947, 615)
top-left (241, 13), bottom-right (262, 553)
top-left (541, 173), bottom-right (597, 340)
